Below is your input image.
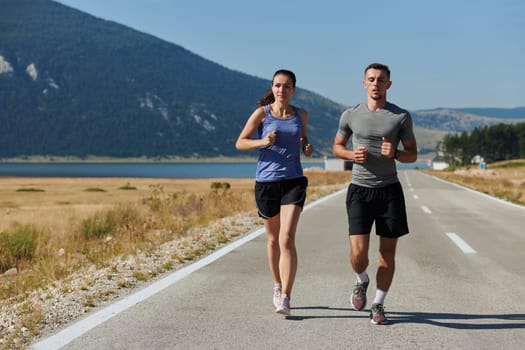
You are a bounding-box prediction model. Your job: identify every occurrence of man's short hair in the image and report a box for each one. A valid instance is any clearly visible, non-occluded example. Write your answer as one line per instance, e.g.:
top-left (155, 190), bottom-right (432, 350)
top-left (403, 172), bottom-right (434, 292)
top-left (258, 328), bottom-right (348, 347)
top-left (365, 63), bottom-right (390, 79)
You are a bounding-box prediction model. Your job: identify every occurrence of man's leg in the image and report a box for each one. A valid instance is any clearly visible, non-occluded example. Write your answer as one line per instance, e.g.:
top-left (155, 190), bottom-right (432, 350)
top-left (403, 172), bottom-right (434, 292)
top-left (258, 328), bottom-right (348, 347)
top-left (350, 234), bottom-right (370, 274)
top-left (376, 236), bottom-right (398, 292)
top-left (370, 236), bottom-right (398, 324)
top-left (349, 234), bottom-right (370, 310)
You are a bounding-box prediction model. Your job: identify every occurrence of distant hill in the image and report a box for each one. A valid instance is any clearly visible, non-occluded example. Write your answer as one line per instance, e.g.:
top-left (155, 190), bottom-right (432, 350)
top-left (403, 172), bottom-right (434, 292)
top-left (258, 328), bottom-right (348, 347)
top-left (1, 0), bottom-right (524, 159)
top-left (411, 108), bottom-right (525, 154)
top-left (412, 108), bottom-right (525, 132)
top-left (420, 107), bottom-right (525, 119)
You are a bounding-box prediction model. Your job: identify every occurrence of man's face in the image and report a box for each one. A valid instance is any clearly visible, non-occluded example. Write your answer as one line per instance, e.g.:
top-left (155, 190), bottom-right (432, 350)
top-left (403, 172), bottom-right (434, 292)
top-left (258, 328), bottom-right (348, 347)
top-left (363, 68), bottom-right (391, 101)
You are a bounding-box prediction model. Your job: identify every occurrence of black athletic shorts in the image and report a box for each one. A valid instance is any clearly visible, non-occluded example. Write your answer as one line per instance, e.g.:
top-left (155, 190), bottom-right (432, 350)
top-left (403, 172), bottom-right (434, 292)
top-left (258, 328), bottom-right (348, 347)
top-left (254, 176), bottom-right (308, 219)
top-left (346, 182), bottom-right (409, 238)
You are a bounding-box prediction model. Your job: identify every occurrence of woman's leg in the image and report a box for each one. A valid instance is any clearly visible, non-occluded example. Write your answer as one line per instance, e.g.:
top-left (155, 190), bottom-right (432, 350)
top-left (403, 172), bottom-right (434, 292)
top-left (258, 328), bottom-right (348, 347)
top-left (263, 215), bottom-right (281, 285)
top-left (278, 204), bottom-right (302, 299)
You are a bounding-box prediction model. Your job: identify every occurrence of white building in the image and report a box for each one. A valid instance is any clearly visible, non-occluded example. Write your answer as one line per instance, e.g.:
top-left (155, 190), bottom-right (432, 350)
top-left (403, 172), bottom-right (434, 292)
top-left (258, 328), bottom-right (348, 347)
top-left (324, 157), bottom-right (353, 171)
top-left (431, 157), bottom-right (449, 170)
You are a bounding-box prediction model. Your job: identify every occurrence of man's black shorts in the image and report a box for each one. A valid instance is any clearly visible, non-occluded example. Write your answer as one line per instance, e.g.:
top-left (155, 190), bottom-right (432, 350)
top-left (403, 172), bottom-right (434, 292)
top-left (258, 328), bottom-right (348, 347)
top-left (255, 176), bottom-right (308, 219)
top-left (346, 182), bottom-right (409, 238)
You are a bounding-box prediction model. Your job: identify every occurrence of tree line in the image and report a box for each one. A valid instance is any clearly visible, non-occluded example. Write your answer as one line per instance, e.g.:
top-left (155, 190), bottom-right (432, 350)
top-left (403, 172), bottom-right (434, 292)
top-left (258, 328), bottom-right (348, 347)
top-left (437, 122), bottom-right (525, 165)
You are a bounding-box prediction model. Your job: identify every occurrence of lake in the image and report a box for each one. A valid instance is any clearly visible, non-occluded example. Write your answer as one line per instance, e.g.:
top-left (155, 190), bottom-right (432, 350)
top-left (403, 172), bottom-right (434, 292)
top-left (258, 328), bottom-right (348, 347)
top-left (0, 161), bottom-right (429, 178)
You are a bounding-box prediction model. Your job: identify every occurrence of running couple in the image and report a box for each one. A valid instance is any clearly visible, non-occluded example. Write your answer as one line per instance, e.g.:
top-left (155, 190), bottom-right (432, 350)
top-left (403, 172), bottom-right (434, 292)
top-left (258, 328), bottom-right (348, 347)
top-left (236, 63), bottom-right (418, 324)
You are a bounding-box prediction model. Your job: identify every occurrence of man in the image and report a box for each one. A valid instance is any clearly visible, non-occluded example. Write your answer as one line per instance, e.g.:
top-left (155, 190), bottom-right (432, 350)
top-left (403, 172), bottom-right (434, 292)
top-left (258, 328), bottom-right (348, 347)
top-left (332, 63), bottom-right (417, 324)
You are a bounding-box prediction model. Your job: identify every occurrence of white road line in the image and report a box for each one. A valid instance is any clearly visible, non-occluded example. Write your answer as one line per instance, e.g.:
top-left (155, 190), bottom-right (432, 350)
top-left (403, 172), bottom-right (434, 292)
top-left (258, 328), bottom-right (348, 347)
top-left (446, 232), bottom-right (477, 254)
top-left (32, 187), bottom-right (347, 350)
top-left (32, 227), bottom-right (266, 350)
top-left (413, 194), bottom-right (419, 200)
top-left (403, 172), bottom-right (413, 191)
top-left (421, 205), bottom-right (432, 214)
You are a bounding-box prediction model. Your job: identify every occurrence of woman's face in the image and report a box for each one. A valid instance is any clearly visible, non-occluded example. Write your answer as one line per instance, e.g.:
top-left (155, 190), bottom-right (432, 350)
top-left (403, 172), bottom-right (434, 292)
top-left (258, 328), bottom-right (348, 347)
top-left (272, 74), bottom-right (295, 103)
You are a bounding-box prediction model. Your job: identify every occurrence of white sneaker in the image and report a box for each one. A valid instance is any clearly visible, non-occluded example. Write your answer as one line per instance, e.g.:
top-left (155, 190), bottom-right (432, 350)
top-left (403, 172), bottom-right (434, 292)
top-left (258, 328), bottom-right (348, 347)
top-left (273, 285), bottom-right (282, 309)
top-left (276, 295), bottom-right (291, 316)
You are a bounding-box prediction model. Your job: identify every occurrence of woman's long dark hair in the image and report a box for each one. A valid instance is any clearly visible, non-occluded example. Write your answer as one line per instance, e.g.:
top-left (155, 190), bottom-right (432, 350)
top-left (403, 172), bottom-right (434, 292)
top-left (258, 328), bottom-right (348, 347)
top-left (257, 69), bottom-right (296, 107)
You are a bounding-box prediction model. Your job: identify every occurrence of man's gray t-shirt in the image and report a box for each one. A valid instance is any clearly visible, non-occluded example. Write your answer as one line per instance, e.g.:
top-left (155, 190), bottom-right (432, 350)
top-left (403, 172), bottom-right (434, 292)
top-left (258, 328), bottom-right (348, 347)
top-left (337, 102), bottom-right (415, 188)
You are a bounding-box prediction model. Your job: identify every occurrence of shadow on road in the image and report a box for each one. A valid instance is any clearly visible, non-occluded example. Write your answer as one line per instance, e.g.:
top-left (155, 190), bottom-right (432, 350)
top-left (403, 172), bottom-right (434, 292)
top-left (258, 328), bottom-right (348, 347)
top-left (287, 306), bottom-right (525, 330)
top-left (286, 305), bottom-right (366, 321)
top-left (387, 311), bottom-right (525, 329)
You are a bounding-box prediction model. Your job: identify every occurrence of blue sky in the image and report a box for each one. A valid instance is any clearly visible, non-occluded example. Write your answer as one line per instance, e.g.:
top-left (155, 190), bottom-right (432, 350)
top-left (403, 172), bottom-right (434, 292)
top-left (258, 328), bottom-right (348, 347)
top-left (56, 0), bottom-right (524, 111)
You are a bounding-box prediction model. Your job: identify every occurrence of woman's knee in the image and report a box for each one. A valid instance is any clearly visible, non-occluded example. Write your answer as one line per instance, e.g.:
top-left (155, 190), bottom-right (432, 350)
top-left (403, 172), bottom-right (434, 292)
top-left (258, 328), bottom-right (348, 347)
top-left (279, 234), bottom-right (296, 251)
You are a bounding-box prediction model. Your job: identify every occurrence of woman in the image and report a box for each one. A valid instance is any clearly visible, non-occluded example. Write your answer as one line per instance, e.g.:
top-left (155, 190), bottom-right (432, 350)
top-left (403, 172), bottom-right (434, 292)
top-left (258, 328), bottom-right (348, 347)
top-left (235, 69), bottom-right (313, 316)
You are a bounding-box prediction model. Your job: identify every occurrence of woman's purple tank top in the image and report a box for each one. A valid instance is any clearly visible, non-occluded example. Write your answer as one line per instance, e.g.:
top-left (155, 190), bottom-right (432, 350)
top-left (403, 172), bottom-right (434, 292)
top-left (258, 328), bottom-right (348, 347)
top-left (255, 104), bottom-right (304, 182)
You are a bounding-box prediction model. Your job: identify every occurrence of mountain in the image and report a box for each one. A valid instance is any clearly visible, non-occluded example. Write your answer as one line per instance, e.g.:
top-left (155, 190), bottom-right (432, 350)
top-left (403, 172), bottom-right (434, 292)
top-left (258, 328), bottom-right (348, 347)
top-left (412, 108), bottom-right (525, 132)
top-left (1, 0), bottom-right (524, 160)
top-left (0, 0), bottom-right (343, 159)
top-left (420, 107), bottom-right (525, 119)
top-left (411, 108), bottom-right (525, 154)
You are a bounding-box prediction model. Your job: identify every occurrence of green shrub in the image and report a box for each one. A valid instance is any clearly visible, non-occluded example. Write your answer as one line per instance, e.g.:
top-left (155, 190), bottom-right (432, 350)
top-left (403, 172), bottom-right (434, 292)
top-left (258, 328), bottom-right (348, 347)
top-left (210, 182), bottom-right (230, 190)
top-left (0, 225), bottom-right (38, 273)
top-left (119, 183), bottom-right (137, 190)
top-left (80, 213), bottom-right (115, 240)
top-left (84, 188), bottom-right (107, 192)
top-left (494, 161), bottom-right (525, 169)
top-left (79, 205), bottom-right (141, 240)
top-left (15, 188), bottom-right (45, 192)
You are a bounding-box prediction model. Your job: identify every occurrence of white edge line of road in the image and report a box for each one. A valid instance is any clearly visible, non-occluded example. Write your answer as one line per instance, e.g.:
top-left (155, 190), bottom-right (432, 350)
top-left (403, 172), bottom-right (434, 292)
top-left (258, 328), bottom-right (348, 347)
top-left (32, 186), bottom-right (347, 350)
top-left (430, 174), bottom-right (525, 210)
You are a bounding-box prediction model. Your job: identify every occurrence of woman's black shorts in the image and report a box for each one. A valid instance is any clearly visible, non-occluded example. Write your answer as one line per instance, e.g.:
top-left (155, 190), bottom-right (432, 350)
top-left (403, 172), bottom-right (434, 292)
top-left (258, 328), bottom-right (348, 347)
top-left (254, 176), bottom-right (308, 219)
top-left (346, 182), bottom-right (409, 238)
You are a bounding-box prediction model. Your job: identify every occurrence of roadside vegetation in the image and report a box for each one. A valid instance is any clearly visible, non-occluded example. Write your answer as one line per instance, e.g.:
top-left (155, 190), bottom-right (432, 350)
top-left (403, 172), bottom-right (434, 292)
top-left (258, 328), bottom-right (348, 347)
top-left (422, 159), bottom-right (525, 206)
top-left (0, 170), bottom-right (350, 348)
top-left (436, 123), bottom-right (525, 166)
top-left (0, 170), bottom-right (349, 302)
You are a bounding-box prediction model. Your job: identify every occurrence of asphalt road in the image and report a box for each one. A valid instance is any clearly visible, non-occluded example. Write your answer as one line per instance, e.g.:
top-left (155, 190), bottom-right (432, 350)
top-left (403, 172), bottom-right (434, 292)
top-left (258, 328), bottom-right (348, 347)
top-left (33, 170), bottom-right (525, 350)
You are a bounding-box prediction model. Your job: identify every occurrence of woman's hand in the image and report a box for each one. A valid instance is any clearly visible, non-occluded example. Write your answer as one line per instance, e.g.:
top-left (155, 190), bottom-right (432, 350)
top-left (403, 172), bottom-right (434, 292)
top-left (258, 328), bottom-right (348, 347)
top-left (261, 130), bottom-right (277, 147)
top-left (301, 137), bottom-right (313, 156)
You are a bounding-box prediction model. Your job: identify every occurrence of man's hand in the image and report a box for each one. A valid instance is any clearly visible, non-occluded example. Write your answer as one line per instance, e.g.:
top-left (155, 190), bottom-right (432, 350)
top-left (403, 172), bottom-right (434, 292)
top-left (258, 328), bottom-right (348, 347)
top-left (354, 146), bottom-right (368, 163)
top-left (381, 137), bottom-right (395, 158)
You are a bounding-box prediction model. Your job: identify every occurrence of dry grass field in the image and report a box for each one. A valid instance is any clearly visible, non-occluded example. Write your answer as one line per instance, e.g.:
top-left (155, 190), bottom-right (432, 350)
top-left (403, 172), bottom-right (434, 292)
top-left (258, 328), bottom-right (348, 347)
top-left (0, 170), bottom-right (350, 295)
top-left (0, 177), bottom-right (255, 233)
top-left (423, 159), bottom-right (525, 206)
top-left (0, 171), bottom-right (349, 233)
